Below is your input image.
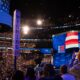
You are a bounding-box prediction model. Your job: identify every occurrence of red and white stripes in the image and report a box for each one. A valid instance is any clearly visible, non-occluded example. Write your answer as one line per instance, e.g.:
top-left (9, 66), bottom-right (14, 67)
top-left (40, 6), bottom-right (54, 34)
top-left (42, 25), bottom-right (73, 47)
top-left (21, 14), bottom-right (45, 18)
top-left (65, 31), bottom-right (79, 49)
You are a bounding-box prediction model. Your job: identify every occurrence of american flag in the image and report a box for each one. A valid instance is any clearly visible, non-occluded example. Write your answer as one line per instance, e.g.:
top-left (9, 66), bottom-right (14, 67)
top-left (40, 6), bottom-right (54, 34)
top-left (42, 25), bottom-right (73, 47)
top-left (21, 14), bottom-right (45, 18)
top-left (58, 45), bottom-right (65, 53)
top-left (65, 31), bottom-right (79, 49)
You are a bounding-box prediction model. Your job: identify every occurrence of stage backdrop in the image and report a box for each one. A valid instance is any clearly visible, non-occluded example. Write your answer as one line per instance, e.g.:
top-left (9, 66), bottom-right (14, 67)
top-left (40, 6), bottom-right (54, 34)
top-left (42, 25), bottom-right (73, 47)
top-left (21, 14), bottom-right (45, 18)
top-left (52, 31), bottom-right (80, 68)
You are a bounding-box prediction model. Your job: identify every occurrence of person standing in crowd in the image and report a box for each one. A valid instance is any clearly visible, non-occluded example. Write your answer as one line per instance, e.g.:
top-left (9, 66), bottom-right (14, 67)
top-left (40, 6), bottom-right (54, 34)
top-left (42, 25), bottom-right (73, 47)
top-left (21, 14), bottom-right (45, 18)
top-left (70, 50), bottom-right (80, 80)
top-left (24, 67), bottom-right (37, 80)
top-left (54, 75), bottom-right (63, 80)
top-left (60, 65), bottom-right (75, 80)
top-left (69, 51), bottom-right (79, 68)
top-left (12, 70), bottom-right (24, 80)
top-left (39, 64), bottom-right (56, 80)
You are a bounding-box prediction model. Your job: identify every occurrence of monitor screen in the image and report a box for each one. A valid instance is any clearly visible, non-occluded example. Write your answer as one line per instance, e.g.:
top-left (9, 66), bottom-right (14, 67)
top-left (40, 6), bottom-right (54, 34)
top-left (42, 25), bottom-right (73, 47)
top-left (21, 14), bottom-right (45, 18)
top-left (0, 11), bottom-right (12, 27)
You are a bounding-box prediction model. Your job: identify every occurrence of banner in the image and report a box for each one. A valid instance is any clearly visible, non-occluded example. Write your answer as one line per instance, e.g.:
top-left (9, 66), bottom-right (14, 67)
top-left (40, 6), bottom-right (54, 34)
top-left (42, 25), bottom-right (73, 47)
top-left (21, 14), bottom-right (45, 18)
top-left (40, 48), bottom-right (51, 54)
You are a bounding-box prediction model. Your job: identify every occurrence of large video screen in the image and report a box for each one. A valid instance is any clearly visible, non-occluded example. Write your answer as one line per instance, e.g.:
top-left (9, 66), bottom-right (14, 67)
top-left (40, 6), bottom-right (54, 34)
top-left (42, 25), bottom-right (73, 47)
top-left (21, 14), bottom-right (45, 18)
top-left (52, 31), bottom-right (80, 53)
top-left (52, 31), bottom-right (80, 67)
top-left (0, 11), bottom-right (12, 27)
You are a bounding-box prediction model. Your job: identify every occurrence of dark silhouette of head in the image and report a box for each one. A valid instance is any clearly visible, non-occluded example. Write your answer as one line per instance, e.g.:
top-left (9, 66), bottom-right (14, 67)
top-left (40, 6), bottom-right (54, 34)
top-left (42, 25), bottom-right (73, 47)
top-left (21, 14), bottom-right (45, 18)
top-left (54, 75), bottom-right (63, 80)
top-left (44, 64), bottom-right (55, 77)
top-left (60, 65), bottom-right (68, 74)
top-left (12, 70), bottom-right (24, 80)
top-left (26, 67), bottom-right (36, 80)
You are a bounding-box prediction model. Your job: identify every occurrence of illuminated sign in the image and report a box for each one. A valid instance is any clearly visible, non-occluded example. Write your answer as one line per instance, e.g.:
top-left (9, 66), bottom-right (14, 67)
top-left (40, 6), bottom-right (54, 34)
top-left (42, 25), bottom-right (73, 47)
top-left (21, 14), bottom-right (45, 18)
top-left (0, 11), bottom-right (12, 27)
top-left (40, 48), bottom-right (51, 54)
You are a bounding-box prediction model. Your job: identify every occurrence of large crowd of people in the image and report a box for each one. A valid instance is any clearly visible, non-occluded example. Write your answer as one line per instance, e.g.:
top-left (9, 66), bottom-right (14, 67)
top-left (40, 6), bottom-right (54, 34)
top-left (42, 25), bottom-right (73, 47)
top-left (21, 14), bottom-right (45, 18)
top-left (0, 32), bottom-right (80, 80)
top-left (0, 50), bottom-right (79, 80)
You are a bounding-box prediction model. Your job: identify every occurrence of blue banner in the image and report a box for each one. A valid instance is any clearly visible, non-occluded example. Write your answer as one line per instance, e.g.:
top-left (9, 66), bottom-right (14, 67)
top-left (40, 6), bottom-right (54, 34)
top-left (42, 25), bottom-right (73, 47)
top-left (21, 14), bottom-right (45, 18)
top-left (40, 48), bottom-right (52, 54)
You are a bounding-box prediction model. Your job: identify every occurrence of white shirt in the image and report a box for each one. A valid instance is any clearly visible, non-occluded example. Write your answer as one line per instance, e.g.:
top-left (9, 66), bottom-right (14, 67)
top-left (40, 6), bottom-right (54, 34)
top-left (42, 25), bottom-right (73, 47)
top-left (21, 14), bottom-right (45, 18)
top-left (61, 73), bottom-right (76, 80)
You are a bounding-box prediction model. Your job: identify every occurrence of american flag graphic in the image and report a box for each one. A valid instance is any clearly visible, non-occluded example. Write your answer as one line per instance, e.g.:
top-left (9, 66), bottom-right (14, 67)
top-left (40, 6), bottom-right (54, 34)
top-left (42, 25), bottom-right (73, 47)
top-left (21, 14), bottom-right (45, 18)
top-left (65, 31), bottom-right (79, 49)
top-left (58, 45), bottom-right (65, 53)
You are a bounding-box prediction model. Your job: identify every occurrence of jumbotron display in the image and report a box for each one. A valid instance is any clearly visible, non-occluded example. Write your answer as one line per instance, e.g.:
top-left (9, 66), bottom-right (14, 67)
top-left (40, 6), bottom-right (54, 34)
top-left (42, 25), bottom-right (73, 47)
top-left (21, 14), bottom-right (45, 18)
top-left (0, 0), bottom-right (12, 27)
top-left (52, 31), bottom-right (80, 67)
top-left (0, 0), bottom-right (10, 13)
top-left (52, 31), bottom-right (80, 53)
